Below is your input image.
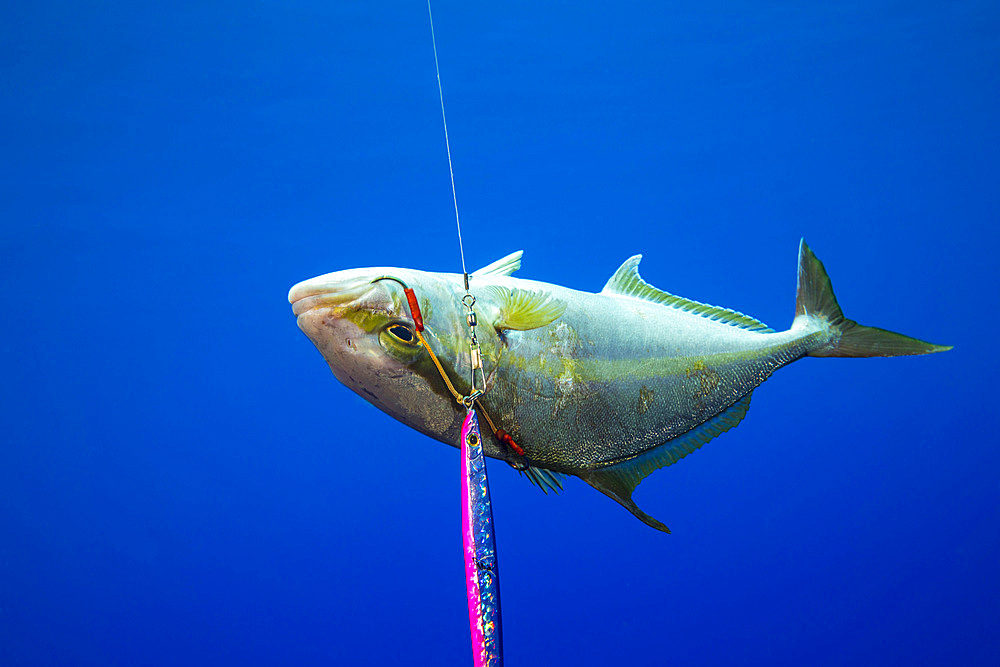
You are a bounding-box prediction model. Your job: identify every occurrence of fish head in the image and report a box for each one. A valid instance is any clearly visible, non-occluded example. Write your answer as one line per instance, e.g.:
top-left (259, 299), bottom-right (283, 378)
top-left (289, 266), bottom-right (473, 443)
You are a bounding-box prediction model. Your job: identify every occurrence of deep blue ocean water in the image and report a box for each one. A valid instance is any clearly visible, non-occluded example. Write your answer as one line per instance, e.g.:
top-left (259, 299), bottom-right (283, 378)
top-left (3, 2), bottom-right (998, 664)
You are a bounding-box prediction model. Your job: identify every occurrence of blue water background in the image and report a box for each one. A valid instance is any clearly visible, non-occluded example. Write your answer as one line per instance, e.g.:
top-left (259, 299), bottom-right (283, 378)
top-left (3, 2), bottom-right (998, 664)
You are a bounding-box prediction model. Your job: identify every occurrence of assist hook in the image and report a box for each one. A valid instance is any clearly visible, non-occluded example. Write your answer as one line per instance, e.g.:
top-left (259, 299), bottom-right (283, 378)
top-left (370, 276), bottom-right (424, 332)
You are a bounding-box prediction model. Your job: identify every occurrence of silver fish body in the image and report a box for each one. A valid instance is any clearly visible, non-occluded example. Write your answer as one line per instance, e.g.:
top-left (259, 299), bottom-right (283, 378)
top-left (289, 241), bottom-right (949, 531)
top-left (469, 278), bottom-right (816, 470)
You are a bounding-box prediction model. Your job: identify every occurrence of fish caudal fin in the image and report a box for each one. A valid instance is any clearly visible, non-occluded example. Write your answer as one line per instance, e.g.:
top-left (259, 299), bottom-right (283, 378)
top-left (795, 240), bottom-right (952, 358)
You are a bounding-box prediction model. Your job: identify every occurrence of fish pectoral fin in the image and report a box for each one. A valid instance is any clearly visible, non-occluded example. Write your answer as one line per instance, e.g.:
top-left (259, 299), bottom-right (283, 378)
top-left (517, 465), bottom-right (566, 495)
top-left (581, 392), bottom-right (755, 533)
top-left (483, 286), bottom-right (566, 331)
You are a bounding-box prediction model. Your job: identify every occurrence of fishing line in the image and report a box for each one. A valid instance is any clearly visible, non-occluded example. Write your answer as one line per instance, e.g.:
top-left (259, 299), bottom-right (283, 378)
top-left (426, 0), bottom-right (468, 281)
top-left (424, 6), bottom-right (504, 665)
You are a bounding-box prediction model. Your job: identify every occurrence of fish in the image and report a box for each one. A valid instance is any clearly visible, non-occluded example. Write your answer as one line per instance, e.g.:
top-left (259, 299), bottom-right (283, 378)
top-left (288, 240), bottom-right (950, 532)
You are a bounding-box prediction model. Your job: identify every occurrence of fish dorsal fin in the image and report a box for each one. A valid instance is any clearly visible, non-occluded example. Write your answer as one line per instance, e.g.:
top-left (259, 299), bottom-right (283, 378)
top-left (473, 250), bottom-right (522, 277)
top-left (483, 285), bottom-right (566, 331)
top-left (601, 255), bottom-right (773, 333)
top-left (581, 392), bottom-right (754, 533)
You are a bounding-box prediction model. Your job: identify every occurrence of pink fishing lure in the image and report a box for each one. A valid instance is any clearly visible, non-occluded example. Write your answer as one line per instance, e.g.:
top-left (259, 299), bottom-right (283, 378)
top-left (461, 409), bottom-right (503, 666)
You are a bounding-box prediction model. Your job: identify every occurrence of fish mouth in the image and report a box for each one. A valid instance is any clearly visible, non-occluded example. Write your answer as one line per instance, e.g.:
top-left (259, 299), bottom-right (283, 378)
top-left (288, 272), bottom-right (377, 316)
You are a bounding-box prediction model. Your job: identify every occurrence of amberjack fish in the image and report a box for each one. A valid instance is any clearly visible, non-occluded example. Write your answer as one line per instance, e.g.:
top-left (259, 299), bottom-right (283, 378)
top-left (289, 241), bottom-right (950, 531)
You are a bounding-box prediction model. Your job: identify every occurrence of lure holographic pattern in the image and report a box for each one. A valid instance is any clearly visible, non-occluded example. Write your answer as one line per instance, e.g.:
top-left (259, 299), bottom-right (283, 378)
top-left (461, 409), bottom-right (503, 667)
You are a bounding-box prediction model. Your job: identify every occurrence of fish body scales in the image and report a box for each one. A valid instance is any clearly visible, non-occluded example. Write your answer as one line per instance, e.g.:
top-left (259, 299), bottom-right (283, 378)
top-left (478, 280), bottom-right (821, 470)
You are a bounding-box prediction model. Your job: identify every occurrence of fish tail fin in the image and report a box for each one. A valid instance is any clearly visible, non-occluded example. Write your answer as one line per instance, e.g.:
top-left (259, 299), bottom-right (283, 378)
top-left (794, 239), bottom-right (952, 358)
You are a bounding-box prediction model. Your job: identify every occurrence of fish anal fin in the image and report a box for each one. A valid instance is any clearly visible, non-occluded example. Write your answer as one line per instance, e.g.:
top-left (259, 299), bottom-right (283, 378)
top-left (601, 255), bottom-right (773, 333)
top-left (581, 469), bottom-right (671, 533)
top-left (581, 392), bottom-right (754, 533)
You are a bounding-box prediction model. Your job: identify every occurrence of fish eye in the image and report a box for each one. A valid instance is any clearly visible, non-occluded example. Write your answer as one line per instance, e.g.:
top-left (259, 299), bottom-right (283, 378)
top-left (386, 323), bottom-right (416, 343)
top-left (378, 322), bottom-right (423, 363)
